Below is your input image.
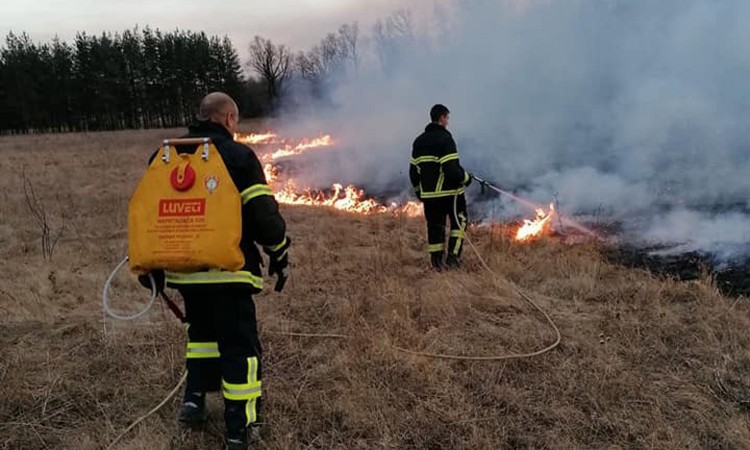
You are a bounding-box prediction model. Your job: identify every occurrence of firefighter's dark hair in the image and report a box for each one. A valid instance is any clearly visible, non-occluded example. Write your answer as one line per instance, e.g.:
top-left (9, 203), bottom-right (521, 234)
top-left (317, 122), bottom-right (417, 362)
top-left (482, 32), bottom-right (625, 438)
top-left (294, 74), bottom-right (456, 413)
top-left (430, 104), bottom-right (450, 123)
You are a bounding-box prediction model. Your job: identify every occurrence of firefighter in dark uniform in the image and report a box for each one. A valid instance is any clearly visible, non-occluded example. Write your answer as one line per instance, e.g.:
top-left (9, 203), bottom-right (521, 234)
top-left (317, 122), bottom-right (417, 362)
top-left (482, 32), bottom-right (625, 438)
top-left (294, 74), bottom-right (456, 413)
top-left (410, 104), bottom-right (472, 269)
top-left (140, 92), bottom-right (290, 450)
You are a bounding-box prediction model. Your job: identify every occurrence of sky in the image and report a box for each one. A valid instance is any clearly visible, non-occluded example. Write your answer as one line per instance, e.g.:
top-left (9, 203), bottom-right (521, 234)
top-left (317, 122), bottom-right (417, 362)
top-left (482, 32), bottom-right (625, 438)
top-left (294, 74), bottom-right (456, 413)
top-left (0, 0), bottom-right (409, 52)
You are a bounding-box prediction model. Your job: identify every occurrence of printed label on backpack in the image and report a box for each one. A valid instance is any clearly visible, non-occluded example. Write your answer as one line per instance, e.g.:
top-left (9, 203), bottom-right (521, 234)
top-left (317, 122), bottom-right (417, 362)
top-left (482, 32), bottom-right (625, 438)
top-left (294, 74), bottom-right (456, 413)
top-left (158, 199), bottom-right (206, 217)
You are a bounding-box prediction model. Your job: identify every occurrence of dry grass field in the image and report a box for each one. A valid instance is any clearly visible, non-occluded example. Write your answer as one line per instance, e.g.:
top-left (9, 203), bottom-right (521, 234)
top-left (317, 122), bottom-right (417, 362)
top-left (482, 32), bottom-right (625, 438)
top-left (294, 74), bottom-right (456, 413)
top-left (1, 129), bottom-right (749, 449)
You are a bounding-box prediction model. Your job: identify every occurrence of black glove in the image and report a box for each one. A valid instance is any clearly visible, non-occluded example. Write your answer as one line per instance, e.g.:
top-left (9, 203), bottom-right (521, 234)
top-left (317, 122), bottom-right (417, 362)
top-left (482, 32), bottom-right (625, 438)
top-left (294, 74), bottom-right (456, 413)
top-left (464, 172), bottom-right (473, 187)
top-left (137, 270), bottom-right (165, 295)
top-left (264, 237), bottom-right (291, 292)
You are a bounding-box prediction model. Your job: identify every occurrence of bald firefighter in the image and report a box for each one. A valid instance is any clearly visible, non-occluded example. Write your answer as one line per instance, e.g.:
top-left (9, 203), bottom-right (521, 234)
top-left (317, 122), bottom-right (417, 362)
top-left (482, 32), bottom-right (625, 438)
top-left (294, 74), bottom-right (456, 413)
top-left (139, 92), bottom-right (290, 449)
top-left (410, 104), bottom-right (472, 269)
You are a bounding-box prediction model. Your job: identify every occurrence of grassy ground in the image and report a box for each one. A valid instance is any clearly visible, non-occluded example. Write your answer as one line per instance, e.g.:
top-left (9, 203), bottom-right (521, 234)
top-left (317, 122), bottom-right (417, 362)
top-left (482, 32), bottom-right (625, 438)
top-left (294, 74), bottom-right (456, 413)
top-left (1, 129), bottom-right (749, 449)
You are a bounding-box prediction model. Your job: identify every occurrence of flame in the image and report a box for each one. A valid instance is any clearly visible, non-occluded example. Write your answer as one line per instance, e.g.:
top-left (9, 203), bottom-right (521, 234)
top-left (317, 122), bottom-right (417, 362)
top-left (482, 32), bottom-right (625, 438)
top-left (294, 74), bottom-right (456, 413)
top-left (265, 134), bottom-right (334, 162)
top-left (271, 179), bottom-right (422, 216)
top-left (275, 183), bottom-right (387, 214)
top-left (234, 132), bottom-right (282, 145)
top-left (246, 132), bottom-right (421, 217)
top-left (263, 163), bottom-right (278, 185)
top-left (515, 203), bottom-right (555, 242)
top-left (391, 200), bottom-right (424, 217)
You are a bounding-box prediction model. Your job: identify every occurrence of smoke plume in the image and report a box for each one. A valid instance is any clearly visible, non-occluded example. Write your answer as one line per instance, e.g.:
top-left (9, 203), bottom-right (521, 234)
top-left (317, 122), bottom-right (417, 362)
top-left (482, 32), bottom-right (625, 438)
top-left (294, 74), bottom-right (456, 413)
top-left (282, 0), bottom-right (750, 260)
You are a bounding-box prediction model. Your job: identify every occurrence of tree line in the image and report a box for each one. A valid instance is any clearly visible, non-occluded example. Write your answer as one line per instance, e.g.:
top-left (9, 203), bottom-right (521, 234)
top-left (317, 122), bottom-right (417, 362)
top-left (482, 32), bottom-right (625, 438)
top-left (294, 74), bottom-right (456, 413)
top-left (0, 28), bottom-right (244, 134)
top-left (0, 10), bottom-right (416, 134)
top-left (252, 10), bottom-right (415, 108)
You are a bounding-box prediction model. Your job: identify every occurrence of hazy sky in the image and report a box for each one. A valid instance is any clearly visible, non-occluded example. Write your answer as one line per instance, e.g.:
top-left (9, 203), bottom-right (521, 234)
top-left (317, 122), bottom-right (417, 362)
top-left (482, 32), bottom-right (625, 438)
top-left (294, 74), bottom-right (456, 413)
top-left (0, 0), bottom-right (408, 51)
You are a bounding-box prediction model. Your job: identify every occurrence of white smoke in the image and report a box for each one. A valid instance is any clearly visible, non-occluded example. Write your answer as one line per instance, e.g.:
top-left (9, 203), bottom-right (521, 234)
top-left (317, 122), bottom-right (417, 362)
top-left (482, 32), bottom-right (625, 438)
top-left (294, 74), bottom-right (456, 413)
top-left (636, 210), bottom-right (750, 264)
top-left (281, 0), bottom-right (750, 260)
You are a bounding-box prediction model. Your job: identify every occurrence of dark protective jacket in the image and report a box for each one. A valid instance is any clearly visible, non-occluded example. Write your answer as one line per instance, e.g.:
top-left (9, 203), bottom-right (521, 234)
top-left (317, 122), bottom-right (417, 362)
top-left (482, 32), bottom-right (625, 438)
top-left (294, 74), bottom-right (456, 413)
top-left (410, 123), bottom-right (471, 200)
top-left (150, 121), bottom-right (287, 293)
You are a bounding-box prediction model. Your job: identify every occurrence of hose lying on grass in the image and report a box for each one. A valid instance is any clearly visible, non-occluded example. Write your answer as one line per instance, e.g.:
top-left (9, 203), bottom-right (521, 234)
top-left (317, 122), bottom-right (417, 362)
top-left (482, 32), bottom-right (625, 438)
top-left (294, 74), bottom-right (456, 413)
top-left (102, 187), bottom-right (562, 447)
top-left (389, 190), bottom-right (561, 361)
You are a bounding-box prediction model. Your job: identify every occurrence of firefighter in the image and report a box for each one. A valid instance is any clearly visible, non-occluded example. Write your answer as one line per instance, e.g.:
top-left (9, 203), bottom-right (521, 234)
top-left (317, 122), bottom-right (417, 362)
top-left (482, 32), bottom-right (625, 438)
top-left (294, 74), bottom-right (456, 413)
top-left (139, 92), bottom-right (290, 450)
top-left (410, 104), bottom-right (472, 269)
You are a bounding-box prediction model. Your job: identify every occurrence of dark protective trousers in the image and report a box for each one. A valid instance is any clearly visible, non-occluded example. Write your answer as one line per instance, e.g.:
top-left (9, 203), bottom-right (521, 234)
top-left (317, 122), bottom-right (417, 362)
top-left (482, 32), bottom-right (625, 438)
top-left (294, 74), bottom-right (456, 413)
top-left (423, 194), bottom-right (468, 266)
top-left (180, 287), bottom-right (263, 432)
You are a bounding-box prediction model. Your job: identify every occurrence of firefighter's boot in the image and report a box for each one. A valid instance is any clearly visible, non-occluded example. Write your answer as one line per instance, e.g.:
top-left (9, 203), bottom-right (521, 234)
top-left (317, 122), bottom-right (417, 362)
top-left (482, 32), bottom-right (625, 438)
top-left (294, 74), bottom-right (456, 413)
top-left (225, 401), bottom-right (262, 449)
top-left (430, 252), bottom-right (444, 270)
top-left (224, 426), bottom-right (260, 450)
top-left (224, 428), bottom-right (247, 450)
top-left (178, 392), bottom-right (208, 426)
top-left (445, 254), bottom-right (461, 269)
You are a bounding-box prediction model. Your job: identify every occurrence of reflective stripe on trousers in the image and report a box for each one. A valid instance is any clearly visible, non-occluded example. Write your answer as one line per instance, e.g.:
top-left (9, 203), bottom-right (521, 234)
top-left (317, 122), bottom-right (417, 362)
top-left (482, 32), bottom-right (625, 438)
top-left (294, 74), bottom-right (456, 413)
top-left (450, 211), bottom-right (467, 256)
top-left (428, 243), bottom-right (445, 254)
top-left (222, 356), bottom-right (262, 426)
top-left (186, 341), bottom-right (220, 359)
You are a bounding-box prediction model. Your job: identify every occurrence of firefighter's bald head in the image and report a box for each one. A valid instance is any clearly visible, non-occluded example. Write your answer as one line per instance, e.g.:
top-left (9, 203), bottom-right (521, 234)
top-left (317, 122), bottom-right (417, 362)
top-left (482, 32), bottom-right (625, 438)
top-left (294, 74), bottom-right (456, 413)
top-left (199, 92), bottom-right (240, 134)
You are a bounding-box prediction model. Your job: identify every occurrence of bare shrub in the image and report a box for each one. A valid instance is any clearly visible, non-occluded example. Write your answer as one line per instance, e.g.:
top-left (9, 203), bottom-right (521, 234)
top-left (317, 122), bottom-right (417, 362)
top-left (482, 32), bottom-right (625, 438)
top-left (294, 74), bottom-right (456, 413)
top-left (21, 166), bottom-right (72, 260)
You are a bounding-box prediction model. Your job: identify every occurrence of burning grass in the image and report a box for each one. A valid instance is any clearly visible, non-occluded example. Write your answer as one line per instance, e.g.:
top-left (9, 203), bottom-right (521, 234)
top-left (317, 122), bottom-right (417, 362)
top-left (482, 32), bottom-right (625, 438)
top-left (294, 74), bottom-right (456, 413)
top-left (253, 131), bottom-right (422, 217)
top-left (1, 129), bottom-right (749, 449)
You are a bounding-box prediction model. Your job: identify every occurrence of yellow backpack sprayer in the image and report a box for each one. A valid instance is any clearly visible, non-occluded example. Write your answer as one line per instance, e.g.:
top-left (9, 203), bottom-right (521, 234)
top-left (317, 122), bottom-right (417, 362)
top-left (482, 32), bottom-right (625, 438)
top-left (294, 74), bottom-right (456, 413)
top-left (102, 138), bottom-right (243, 320)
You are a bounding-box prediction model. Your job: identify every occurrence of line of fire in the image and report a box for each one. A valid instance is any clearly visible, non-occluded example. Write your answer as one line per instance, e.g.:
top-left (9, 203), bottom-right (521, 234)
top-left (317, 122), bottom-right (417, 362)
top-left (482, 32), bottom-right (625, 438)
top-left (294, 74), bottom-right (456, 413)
top-left (235, 131), bottom-right (559, 242)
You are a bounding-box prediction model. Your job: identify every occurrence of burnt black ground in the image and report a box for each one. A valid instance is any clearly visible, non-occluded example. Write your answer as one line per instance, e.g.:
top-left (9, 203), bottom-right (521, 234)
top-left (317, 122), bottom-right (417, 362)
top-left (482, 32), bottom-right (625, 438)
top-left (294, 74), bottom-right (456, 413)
top-left (605, 245), bottom-right (750, 297)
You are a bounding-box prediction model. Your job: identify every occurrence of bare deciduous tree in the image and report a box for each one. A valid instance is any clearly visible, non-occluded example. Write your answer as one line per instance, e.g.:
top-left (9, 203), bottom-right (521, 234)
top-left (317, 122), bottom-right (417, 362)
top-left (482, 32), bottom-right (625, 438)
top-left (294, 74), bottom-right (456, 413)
top-left (387, 10), bottom-right (414, 38)
top-left (319, 33), bottom-right (346, 78)
top-left (373, 10), bottom-right (414, 73)
top-left (293, 21), bottom-right (361, 97)
top-left (338, 22), bottom-right (360, 75)
top-left (295, 32), bottom-right (348, 86)
top-left (247, 36), bottom-right (291, 102)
